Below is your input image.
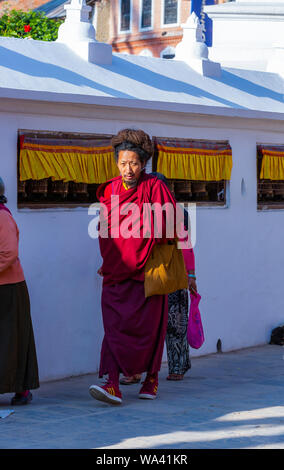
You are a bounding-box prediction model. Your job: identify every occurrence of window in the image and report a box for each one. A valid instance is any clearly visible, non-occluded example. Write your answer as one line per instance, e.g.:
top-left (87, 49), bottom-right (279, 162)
top-left (140, 0), bottom-right (152, 30)
top-left (163, 0), bottom-right (178, 25)
top-left (17, 131), bottom-right (118, 208)
top-left (120, 0), bottom-right (131, 32)
top-left (257, 144), bottom-right (284, 210)
top-left (152, 137), bottom-right (232, 206)
top-left (160, 46), bottom-right (175, 59)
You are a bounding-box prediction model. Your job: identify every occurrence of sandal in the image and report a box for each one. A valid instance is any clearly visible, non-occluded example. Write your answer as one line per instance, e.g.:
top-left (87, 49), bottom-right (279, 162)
top-left (11, 391), bottom-right (33, 405)
top-left (119, 374), bottom-right (142, 385)
top-left (166, 374), bottom-right (184, 381)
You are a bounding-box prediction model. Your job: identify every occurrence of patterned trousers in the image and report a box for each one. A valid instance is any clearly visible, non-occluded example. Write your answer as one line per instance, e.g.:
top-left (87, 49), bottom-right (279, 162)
top-left (166, 289), bottom-right (191, 375)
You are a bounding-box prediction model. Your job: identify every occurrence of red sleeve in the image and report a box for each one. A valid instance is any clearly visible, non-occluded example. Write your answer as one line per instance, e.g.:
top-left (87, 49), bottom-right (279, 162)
top-left (103, 183), bottom-right (112, 199)
top-left (182, 247), bottom-right (195, 272)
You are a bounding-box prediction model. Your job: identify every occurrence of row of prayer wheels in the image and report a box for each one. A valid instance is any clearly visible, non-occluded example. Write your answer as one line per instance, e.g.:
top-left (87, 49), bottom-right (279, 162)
top-left (258, 181), bottom-right (284, 199)
top-left (18, 180), bottom-right (94, 199)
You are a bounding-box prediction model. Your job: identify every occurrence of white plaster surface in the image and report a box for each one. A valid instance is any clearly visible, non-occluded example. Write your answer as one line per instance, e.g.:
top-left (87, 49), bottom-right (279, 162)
top-left (205, 1), bottom-right (284, 71)
top-left (0, 37), bottom-right (284, 116)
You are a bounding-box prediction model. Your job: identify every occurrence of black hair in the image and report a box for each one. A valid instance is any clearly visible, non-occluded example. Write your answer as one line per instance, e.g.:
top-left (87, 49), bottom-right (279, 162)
top-left (114, 141), bottom-right (150, 165)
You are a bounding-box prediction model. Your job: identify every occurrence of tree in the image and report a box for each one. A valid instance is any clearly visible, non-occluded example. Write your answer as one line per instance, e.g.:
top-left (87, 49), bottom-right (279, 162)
top-left (0, 9), bottom-right (63, 41)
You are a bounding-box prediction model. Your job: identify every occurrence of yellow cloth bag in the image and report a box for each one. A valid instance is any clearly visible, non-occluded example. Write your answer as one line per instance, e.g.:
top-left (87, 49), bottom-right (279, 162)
top-left (144, 240), bottom-right (188, 298)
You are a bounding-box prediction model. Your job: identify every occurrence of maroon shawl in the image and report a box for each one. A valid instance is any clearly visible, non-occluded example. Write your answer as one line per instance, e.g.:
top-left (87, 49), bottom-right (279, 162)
top-left (97, 173), bottom-right (177, 285)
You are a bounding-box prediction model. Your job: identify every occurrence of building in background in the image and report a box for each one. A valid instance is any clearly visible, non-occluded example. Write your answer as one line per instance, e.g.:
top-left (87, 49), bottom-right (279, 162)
top-left (0, 0), bottom-right (49, 14)
top-left (0, 0), bottom-right (230, 59)
top-left (34, 0), bottom-right (98, 19)
top-left (108, 0), bottom-right (190, 58)
top-left (104, 0), bottom-right (231, 58)
top-left (0, 0), bottom-right (98, 17)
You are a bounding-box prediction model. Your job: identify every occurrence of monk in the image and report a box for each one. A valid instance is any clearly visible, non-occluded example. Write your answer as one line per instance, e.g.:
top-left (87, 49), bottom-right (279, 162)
top-left (89, 129), bottom-right (182, 405)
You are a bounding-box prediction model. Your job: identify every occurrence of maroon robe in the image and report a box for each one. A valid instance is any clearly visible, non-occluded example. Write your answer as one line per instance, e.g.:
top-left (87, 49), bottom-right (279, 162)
top-left (97, 172), bottom-right (177, 377)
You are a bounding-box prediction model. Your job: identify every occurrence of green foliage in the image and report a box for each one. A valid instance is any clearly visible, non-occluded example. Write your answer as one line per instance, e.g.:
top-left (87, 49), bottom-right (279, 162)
top-left (0, 9), bottom-right (64, 41)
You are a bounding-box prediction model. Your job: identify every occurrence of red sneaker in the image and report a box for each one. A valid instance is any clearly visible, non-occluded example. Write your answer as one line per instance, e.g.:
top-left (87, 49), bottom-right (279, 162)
top-left (139, 376), bottom-right (158, 400)
top-left (89, 382), bottom-right (122, 405)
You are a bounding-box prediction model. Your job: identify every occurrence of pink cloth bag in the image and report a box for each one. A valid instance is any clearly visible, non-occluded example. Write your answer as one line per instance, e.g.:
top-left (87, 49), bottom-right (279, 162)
top-left (187, 292), bottom-right (204, 349)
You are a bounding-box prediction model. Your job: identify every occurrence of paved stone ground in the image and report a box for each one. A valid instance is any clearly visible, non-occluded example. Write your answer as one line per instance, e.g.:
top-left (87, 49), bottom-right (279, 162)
top-left (0, 344), bottom-right (284, 449)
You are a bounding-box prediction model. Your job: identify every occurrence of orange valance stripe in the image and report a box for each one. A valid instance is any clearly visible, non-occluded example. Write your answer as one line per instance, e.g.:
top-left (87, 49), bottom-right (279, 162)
top-left (19, 139), bottom-right (119, 184)
top-left (156, 144), bottom-right (233, 181)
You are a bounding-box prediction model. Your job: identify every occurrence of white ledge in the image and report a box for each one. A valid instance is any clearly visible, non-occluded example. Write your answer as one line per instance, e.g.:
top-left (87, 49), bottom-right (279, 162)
top-left (1, 88), bottom-right (284, 123)
top-left (205, 2), bottom-right (284, 18)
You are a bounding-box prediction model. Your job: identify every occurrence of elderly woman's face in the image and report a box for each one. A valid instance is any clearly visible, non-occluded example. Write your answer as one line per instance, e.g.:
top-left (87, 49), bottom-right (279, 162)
top-left (117, 150), bottom-right (144, 187)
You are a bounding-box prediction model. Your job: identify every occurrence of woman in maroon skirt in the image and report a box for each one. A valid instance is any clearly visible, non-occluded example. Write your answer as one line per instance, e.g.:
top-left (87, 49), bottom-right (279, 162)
top-left (89, 129), bottom-right (180, 405)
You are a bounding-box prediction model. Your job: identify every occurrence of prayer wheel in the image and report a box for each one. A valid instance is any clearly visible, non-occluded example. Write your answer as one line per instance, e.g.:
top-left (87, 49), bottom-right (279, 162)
top-left (273, 181), bottom-right (284, 199)
top-left (192, 182), bottom-right (207, 194)
top-left (18, 181), bottom-right (27, 199)
top-left (51, 181), bottom-right (69, 198)
top-left (31, 178), bottom-right (48, 196)
top-left (259, 181), bottom-right (273, 199)
top-left (69, 182), bottom-right (89, 199)
top-left (174, 180), bottom-right (192, 194)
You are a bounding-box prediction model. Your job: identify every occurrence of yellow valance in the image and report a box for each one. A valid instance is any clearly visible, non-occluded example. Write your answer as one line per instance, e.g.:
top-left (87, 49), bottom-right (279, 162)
top-left (156, 144), bottom-right (232, 181)
top-left (260, 150), bottom-right (284, 180)
top-left (19, 138), bottom-right (119, 184)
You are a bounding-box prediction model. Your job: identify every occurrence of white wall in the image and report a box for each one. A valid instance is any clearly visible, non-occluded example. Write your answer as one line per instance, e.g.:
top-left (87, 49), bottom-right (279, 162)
top-left (1, 102), bottom-right (284, 382)
top-left (206, 2), bottom-right (284, 71)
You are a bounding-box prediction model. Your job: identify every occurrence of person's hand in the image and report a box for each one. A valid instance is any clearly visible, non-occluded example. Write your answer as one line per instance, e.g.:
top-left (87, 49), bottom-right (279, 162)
top-left (97, 267), bottom-right (103, 277)
top-left (188, 277), bottom-right (197, 295)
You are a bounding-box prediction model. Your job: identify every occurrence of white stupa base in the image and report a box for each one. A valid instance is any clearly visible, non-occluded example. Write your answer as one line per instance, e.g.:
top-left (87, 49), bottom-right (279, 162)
top-left (205, 1), bottom-right (284, 71)
top-left (175, 12), bottom-right (221, 78)
top-left (186, 58), bottom-right (222, 78)
top-left (266, 44), bottom-right (284, 78)
top-left (63, 40), bottom-right (112, 65)
top-left (56, 0), bottom-right (112, 64)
